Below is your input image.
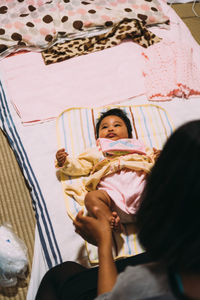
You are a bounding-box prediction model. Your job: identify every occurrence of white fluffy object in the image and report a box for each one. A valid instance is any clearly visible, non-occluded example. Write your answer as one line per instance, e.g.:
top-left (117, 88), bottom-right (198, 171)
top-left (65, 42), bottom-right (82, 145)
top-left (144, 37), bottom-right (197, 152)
top-left (0, 224), bottom-right (28, 287)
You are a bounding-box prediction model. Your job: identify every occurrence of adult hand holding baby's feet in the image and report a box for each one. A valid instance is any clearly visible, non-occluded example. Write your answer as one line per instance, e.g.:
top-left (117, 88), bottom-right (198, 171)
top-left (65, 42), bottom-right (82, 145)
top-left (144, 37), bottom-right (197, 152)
top-left (73, 207), bottom-right (112, 247)
top-left (56, 148), bottom-right (68, 167)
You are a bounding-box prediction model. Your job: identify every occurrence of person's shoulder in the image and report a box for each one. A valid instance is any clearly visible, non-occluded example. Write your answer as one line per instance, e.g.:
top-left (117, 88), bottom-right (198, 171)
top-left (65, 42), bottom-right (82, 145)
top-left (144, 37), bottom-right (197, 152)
top-left (144, 295), bottom-right (177, 300)
top-left (96, 263), bottom-right (175, 300)
top-left (125, 261), bottom-right (166, 276)
top-left (120, 262), bottom-right (170, 295)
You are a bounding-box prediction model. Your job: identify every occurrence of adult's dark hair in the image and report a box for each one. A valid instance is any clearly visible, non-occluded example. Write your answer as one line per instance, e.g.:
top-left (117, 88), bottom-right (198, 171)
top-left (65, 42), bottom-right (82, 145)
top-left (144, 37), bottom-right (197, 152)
top-left (95, 108), bottom-right (132, 138)
top-left (136, 120), bottom-right (200, 274)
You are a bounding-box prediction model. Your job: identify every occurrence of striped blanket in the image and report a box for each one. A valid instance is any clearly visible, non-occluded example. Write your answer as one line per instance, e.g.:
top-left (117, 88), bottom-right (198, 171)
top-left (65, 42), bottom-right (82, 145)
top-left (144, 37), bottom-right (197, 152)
top-left (56, 104), bottom-right (174, 264)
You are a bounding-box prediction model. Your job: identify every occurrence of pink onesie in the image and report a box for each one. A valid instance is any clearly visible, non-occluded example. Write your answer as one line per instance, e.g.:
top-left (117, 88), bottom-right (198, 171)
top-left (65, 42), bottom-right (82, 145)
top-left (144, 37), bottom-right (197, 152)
top-left (97, 138), bottom-right (147, 223)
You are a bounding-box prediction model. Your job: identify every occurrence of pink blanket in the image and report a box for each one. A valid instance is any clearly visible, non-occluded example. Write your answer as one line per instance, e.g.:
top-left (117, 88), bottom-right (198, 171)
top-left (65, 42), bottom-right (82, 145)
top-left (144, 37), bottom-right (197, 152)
top-left (0, 42), bottom-right (145, 124)
top-left (0, 0), bottom-right (200, 125)
top-left (142, 39), bottom-right (200, 101)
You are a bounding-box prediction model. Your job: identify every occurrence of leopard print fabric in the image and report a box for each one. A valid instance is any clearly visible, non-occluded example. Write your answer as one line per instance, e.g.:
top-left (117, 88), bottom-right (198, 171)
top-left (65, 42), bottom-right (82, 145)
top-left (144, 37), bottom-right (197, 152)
top-left (42, 18), bottom-right (161, 65)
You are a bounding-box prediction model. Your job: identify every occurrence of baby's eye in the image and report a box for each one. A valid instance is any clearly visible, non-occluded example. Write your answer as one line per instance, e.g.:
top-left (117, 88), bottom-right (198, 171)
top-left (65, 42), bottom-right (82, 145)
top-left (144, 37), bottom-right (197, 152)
top-left (101, 126), bottom-right (107, 129)
top-left (114, 124), bottom-right (121, 127)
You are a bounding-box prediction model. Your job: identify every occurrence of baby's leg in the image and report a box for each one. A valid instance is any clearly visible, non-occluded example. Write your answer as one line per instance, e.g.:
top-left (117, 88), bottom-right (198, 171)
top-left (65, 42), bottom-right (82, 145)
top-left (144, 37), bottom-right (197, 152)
top-left (84, 190), bottom-right (122, 232)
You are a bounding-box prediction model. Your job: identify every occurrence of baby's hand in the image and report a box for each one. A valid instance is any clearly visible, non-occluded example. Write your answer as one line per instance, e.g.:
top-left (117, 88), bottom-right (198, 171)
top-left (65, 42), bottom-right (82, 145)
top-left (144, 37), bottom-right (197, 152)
top-left (153, 147), bottom-right (161, 160)
top-left (56, 148), bottom-right (68, 167)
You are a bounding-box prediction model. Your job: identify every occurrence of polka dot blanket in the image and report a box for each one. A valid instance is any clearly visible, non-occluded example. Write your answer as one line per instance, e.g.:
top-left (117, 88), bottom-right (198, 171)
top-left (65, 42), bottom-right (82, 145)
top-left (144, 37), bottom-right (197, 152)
top-left (0, 0), bottom-right (169, 59)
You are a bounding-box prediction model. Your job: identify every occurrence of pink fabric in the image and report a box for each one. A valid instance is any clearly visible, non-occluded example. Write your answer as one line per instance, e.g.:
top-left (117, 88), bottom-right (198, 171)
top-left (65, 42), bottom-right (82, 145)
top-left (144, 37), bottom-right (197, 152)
top-left (0, 0), bottom-right (200, 125)
top-left (97, 138), bottom-right (146, 155)
top-left (0, 42), bottom-right (145, 125)
top-left (142, 40), bottom-right (200, 101)
top-left (98, 169), bottom-right (146, 222)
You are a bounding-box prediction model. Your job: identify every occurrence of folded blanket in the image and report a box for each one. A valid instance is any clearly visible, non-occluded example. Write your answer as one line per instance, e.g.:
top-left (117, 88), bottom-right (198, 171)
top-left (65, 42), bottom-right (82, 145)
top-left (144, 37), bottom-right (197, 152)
top-left (56, 104), bottom-right (174, 263)
top-left (1, 0), bottom-right (199, 126)
top-left (0, 42), bottom-right (145, 125)
top-left (42, 18), bottom-right (161, 65)
top-left (142, 40), bottom-right (200, 101)
top-left (0, 0), bottom-right (169, 59)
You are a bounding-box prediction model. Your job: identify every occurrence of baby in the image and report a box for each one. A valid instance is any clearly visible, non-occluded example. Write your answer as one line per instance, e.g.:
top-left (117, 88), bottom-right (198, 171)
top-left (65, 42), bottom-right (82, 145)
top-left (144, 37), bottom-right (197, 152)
top-left (56, 108), bottom-right (160, 232)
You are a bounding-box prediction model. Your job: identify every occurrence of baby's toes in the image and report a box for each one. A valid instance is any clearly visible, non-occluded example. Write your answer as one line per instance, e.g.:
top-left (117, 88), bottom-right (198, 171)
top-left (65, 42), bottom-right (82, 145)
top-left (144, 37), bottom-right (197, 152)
top-left (109, 216), bottom-right (115, 229)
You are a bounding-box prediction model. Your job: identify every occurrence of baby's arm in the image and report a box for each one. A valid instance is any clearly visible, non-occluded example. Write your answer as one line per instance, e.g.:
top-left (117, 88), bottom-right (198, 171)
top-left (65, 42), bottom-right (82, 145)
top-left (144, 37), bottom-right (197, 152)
top-left (55, 147), bottom-right (102, 177)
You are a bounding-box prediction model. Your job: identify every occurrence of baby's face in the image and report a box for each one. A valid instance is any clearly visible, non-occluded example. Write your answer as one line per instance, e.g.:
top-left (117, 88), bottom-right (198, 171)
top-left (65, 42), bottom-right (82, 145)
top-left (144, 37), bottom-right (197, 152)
top-left (99, 115), bottom-right (129, 140)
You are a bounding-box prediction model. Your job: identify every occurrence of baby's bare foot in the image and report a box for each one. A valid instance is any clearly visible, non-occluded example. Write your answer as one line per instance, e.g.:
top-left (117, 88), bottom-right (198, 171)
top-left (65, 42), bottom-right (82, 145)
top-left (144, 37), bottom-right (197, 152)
top-left (109, 211), bottom-right (122, 232)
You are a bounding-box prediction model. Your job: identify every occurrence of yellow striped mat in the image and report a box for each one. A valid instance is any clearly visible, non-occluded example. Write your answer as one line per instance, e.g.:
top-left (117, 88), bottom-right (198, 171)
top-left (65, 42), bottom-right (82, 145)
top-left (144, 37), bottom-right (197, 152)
top-left (56, 104), bottom-right (175, 264)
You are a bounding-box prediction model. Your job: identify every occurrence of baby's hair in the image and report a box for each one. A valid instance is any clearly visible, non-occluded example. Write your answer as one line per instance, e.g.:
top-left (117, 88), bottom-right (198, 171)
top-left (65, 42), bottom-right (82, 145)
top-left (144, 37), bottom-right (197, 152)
top-left (95, 108), bottom-right (132, 138)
